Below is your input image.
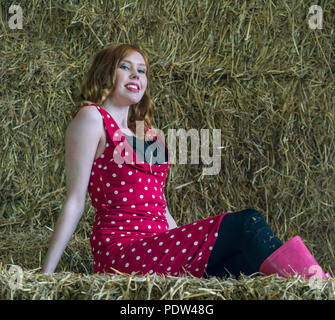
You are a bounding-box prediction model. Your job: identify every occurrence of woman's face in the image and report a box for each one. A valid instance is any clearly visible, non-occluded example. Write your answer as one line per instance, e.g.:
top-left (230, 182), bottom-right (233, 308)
top-left (111, 50), bottom-right (148, 107)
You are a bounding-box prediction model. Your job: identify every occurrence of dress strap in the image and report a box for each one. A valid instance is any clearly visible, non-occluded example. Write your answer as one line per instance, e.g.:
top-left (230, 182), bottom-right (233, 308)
top-left (77, 103), bottom-right (170, 164)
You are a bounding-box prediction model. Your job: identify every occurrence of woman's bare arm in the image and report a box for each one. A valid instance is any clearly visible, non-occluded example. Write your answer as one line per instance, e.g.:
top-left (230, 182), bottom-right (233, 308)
top-left (165, 205), bottom-right (178, 230)
top-left (41, 199), bottom-right (85, 273)
top-left (163, 194), bottom-right (177, 230)
top-left (41, 106), bottom-right (102, 273)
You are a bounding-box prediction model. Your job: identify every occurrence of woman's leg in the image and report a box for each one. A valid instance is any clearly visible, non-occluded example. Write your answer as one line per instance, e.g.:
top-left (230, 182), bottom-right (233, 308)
top-left (203, 208), bottom-right (283, 278)
top-left (204, 251), bottom-right (255, 278)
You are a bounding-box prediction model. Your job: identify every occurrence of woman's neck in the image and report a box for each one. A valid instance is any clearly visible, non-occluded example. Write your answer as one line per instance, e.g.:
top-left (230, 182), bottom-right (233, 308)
top-left (101, 98), bottom-right (130, 130)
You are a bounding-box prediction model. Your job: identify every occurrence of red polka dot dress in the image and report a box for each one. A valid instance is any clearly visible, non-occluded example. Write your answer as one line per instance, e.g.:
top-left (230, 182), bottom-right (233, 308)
top-left (86, 103), bottom-right (230, 278)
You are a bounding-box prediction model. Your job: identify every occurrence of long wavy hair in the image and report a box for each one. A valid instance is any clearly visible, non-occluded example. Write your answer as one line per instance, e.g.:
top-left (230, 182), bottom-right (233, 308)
top-left (73, 44), bottom-right (155, 139)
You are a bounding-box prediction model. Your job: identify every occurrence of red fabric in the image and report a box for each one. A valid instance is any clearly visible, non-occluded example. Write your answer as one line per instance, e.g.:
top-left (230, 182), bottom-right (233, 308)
top-left (86, 103), bottom-right (229, 277)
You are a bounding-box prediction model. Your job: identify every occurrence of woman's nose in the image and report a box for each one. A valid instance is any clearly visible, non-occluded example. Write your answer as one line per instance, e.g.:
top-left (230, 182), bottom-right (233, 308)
top-left (130, 69), bottom-right (140, 79)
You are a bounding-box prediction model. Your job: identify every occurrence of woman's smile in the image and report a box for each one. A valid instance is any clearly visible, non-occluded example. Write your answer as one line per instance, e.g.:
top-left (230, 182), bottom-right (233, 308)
top-left (125, 82), bottom-right (140, 92)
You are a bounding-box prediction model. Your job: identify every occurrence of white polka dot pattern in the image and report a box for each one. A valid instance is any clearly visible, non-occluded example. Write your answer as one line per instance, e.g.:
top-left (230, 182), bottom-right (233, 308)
top-left (85, 103), bottom-right (229, 278)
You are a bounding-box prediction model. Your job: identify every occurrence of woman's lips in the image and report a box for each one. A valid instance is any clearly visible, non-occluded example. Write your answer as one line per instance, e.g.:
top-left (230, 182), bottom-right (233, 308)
top-left (125, 84), bottom-right (140, 92)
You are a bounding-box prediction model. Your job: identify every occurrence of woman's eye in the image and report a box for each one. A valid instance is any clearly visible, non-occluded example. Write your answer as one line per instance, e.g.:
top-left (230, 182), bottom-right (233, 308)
top-left (120, 65), bottom-right (145, 74)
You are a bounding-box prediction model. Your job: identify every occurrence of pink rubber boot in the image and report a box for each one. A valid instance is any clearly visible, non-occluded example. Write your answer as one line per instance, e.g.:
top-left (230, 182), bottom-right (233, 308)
top-left (259, 235), bottom-right (329, 280)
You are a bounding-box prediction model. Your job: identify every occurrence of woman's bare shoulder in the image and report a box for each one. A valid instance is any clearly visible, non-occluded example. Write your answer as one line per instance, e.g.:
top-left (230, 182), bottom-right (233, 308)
top-left (63, 105), bottom-right (103, 204)
top-left (72, 104), bottom-right (102, 121)
top-left (68, 105), bottom-right (103, 132)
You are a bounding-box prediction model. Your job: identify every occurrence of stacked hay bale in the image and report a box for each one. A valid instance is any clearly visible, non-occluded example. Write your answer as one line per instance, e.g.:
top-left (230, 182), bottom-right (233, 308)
top-left (0, 0), bottom-right (334, 299)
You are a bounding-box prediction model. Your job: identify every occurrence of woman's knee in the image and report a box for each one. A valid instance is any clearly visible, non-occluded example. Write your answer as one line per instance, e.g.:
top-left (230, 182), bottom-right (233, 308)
top-left (238, 208), bottom-right (263, 217)
top-left (218, 208), bottom-right (267, 241)
top-left (236, 208), bottom-right (266, 223)
top-left (232, 208), bottom-right (270, 238)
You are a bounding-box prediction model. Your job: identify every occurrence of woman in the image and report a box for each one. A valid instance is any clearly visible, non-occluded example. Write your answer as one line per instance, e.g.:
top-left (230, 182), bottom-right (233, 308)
top-left (42, 44), bottom-right (329, 281)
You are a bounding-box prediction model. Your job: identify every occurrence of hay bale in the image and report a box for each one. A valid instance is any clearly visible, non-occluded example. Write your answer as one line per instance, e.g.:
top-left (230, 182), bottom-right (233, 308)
top-left (0, 0), bottom-right (334, 299)
top-left (0, 264), bottom-right (334, 300)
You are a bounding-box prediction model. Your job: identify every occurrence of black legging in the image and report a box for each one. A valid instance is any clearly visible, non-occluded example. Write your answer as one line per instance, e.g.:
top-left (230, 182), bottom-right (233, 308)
top-left (203, 208), bottom-right (283, 278)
